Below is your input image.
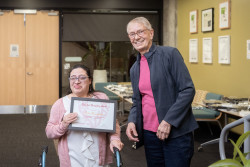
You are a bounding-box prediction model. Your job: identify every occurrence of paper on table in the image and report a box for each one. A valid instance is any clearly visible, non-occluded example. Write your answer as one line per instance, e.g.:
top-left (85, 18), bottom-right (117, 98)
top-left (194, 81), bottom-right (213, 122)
top-left (239, 110), bottom-right (250, 117)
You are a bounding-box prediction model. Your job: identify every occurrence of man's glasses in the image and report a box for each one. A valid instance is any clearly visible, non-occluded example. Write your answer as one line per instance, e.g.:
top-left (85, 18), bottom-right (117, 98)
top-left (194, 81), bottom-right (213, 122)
top-left (128, 29), bottom-right (148, 39)
top-left (69, 75), bottom-right (89, 82)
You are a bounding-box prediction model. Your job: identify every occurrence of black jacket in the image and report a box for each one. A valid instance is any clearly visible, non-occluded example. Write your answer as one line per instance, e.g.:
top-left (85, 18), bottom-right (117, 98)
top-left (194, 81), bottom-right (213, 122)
top-left (128, 44), bottom-right (199, 145)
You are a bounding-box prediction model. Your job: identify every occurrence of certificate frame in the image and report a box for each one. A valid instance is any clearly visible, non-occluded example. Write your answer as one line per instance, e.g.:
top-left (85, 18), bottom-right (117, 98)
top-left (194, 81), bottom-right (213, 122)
top-left (218, 35), bottom-right (230, 64)
top-left (247, 40), bottom-right (250, 60)
top-left (201, 8), bottom-right (214, 32)
top-left (202, 37), bottom-right (213, 64)
top-left (219, 1), bottom-right (231, 29)
top-left (68, 97), bottom-right (117, 133)
top-left (189, 38), bottom-right (198, 63)
top-left (190, 10), bottom-right (198, 34)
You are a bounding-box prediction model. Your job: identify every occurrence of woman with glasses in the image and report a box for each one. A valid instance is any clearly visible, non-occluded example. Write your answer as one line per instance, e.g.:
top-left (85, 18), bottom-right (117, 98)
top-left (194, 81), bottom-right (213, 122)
top-left (46, 64), bottom-right (123, 167)
top-left (125, 17), bottom-right (198, 167)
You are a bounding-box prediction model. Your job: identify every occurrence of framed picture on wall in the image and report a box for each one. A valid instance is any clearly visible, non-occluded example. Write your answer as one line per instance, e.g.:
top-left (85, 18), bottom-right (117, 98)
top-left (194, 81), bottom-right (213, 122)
top-left (219, 1), bottom-right (231, 29)
top-left (247, 40), bottom-right (250, 60)
top-left (189, 38), bottom-right (198, 63)
top-left (202, 37), bottom-right (213, 64)
top-left (190, 10), bottom-right (198, 34)
top-left (201, 8), bottom-right (214, 32)
top-left (218, 35), bottom-right (230, 64)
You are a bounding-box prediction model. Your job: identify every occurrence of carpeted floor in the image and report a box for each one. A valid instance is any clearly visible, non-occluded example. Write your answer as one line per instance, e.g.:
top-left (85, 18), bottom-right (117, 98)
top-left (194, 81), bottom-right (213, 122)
top-left (0, 114), bottom-right (59, 167)
top-left (113, 121), bottom-right (237, 167)
top-left (0, 113), bottom-right (238, 167)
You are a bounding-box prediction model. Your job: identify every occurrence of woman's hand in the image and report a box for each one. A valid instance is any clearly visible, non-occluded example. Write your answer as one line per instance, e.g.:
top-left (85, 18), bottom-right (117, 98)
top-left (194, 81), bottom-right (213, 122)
top-left (110, 140), bottom-right (124, 153)
top-left (62, 113), bottom-right (78, 128)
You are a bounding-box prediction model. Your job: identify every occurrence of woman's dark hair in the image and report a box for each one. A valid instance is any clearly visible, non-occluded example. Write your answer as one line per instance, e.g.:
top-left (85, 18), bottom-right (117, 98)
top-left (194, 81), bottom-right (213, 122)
top-left (67, 64), bottom-right (95, 95)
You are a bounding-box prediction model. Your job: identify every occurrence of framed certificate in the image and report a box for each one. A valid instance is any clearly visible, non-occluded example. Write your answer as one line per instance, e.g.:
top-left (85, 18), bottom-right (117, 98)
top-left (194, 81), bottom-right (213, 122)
top-left (218, 35), bottom-right (230, 64)
top-left (189, 38), bottom-right (198, 63)
top-left (247, 40), bottom-right (250, 60)
top-left (68, 97), bottom-right (117, 133)
top-left (203, 37), bottom-right (213, 64)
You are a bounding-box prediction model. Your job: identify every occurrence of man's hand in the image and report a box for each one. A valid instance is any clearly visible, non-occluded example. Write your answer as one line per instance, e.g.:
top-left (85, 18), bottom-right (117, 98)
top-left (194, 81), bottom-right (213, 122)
top-left (156, 120), bottom-right (171, 140)
top-left (126, 122), bottom-right (139, 142)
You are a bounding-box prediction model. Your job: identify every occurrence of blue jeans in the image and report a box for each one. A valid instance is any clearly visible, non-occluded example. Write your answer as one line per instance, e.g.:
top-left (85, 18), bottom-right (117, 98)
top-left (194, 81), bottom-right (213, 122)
top-left (143, 130), bottom-right (194, 167)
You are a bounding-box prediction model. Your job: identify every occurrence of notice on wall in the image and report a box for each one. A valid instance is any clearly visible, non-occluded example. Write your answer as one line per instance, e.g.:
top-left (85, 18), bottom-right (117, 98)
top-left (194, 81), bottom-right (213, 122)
top-left (218, 35), bottom-right (230, 64)
top-left (203, 37), bottom-right (213, 64)
top-left (189, 39), bottom-right (198, 63)
top-left (10, 44), bottom-right (19, 57)
top-left (247, 40), bottom-right (250, 60)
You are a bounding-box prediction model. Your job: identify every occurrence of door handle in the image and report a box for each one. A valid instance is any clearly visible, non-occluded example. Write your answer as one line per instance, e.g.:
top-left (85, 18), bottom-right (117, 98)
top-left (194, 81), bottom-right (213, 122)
top-left (26, 72), bottom-right (33, 75)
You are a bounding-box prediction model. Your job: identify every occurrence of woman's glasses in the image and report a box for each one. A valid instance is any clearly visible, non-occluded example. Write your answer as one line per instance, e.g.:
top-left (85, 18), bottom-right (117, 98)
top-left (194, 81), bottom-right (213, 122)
top-left (69, 75), bottom-right (89, 82)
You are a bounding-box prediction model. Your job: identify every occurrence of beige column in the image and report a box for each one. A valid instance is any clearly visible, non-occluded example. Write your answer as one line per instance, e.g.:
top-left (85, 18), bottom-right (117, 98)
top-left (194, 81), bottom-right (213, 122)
top-left (163, 0), bottom-right (177, 47)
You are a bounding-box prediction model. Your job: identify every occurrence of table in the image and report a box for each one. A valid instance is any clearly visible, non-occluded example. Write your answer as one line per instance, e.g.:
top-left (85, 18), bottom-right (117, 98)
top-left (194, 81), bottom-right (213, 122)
top-left (218, 109), bottom-right (250, 159)
top-left (104, 84), bottom-right (133, 129)
top-left (219, 109), bottom-right (242, 121)
top-left (218, 108), bottom-right (250, 125)
top-left (205, 99), bottom-right (250, 125)
top-left (201, 100), bottom-right (250, 156)
top-left (218, 108), bottom-right (250, 159)
top-left (104, 84), bottom-right (133, 115)
top-left (105, 84), bottom-right (133, 104)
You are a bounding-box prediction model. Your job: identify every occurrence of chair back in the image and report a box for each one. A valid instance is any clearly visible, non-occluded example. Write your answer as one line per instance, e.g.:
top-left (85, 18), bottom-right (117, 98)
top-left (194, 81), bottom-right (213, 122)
top-left (206, 93), bottom-right (223, 100)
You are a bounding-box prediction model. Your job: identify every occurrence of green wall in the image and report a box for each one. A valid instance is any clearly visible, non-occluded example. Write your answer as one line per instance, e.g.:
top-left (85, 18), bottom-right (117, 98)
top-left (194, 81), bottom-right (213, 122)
top-left (177, 0), bottom-right (250, 97)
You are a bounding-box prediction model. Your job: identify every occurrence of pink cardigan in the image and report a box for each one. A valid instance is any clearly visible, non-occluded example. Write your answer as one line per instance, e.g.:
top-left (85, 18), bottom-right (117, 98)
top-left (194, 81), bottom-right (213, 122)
top-left (45, 92), bottom-right (121, 167)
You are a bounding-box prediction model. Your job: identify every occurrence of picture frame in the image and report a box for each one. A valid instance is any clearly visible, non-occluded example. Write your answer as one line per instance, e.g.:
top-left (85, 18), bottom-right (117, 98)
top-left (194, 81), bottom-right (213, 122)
top-left (189, 38), bottom-right (198, 63)
top-left (247, 40), bottom-right (250, 60)
top-left (201, 8), bottom-right (214, 32)
top-left (202, 37), bottom-right (213, 64)
top-left (219, 1), bottom-right (231, 29)
top-left (218, 35), bottom-right (230, 64)
top-left (190, 10), bottom-right (198, 34)
top-left (68, 97), bottom-right (117, 133)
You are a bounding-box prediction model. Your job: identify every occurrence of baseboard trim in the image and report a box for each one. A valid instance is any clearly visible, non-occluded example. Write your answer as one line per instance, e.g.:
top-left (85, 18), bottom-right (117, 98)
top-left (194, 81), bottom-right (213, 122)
top-left (0, 105), bottom-right (52, 114)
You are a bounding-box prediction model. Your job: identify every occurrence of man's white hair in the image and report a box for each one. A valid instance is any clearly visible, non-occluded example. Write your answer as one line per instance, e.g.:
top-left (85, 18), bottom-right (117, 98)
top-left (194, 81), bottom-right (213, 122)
top-left (127, 17), bottom-right (153, 33)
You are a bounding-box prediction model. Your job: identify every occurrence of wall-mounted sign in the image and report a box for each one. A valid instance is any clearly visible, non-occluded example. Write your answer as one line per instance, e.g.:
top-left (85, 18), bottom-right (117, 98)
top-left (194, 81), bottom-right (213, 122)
top-left (10, 44), bottom-right (19, 57)
top-left (247, 40), bottom-right (250, 60)
top-left (65, 57), bottom-right (82, 62)
top-left (218, 35), bottom-right (230, 64)
top-left (203, 37), bottom-right (213, 64)
top-left (189, 38), bottom-right (198, 63)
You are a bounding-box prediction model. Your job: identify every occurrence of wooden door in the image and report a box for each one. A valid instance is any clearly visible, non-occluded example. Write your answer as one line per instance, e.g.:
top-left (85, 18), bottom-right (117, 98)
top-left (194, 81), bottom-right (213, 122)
top-left (25, 11), bottom-right (59, 105)
top-left (0, 11), bottom-right (59, 106)
top-left (0, 11), bottom-right (26, 105)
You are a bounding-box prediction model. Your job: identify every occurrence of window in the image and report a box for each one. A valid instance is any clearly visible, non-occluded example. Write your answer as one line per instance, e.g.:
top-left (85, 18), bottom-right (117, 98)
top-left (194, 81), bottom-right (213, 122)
top-left (61, 41), bottom-right (137, 96)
